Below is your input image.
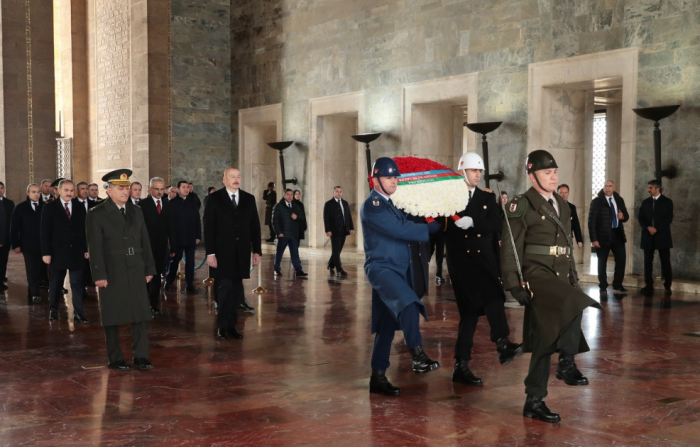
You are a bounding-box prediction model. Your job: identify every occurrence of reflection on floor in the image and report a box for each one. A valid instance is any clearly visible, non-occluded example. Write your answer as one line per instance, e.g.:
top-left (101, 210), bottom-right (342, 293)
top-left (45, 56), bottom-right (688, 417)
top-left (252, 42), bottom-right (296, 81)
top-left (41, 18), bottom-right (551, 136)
top-left (1, 247), bottom-right (700, 445)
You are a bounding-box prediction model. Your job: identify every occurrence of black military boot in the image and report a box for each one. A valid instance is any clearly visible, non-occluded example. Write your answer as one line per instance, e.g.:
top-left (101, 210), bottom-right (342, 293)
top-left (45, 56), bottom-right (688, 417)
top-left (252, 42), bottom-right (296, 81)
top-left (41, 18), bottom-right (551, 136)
top-left (523, 395), bottom-right (561, 423)
top-left (369, 369), bottom-right (400, 396)
top-left (451, 359), bottom-right (483, 386)
top-left (556, 355), bottom-right (589, 386)
top-left (409, 346), bottom-right (440, 374)
top-left (496, 338), bottom-right (524, 365)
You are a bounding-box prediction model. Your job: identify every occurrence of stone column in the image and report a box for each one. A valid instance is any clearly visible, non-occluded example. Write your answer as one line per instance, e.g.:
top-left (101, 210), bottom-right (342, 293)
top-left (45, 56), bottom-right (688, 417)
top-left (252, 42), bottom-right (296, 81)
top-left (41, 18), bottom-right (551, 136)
top-left (0, 0), bottom-right (56, 202)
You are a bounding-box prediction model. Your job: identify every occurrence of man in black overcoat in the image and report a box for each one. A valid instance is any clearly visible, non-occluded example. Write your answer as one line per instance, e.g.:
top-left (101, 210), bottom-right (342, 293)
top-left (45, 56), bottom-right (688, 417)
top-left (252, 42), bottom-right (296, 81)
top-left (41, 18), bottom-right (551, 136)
top-left (138, 177), bottom-right (177, 314)
top-left (557, 184), bottom-right (583, 247)
top-left (205, 168), bottom-right (262, 340)
top-left (40, 179), bottom-right (89, 322)
top-left (11, 183), bottom-right (44, 303)
top-left (323, 186), bottom-right (354, 277)
top-left (165, 180), bottom-right (201, 292)
top-left (446, 153), bottom-right (522, 386)
top-left (638, 179), bottom-right (674, 295)
top-left (0, 182), bottom-right (14, 290)
top-left (263, 182), bottom-right (276, 242)
top-left (588, 180), bottom-right (629, 297)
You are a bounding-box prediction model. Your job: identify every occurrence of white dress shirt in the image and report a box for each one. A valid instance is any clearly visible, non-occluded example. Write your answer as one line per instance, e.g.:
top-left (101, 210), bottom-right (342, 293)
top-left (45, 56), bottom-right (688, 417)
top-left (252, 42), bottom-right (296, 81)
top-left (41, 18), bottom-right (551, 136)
top-left (605, 194), bottom-right (619, 228)
top-left (336, 198), bottom-right (344, 218)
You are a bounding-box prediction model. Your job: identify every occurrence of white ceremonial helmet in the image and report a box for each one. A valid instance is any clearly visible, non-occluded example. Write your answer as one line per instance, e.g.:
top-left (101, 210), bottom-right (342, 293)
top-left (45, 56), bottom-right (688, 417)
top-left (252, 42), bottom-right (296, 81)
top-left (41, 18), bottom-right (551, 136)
top-left (457, 152), bottom-right (485, 171)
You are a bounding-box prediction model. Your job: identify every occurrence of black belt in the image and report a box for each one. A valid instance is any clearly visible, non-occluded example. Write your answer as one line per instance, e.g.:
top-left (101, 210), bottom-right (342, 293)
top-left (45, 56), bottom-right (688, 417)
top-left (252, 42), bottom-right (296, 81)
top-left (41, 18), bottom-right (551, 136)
top-left (108, 247), bottom-right (143, 256)
top-left (524, 245), bottom-right (568, 256)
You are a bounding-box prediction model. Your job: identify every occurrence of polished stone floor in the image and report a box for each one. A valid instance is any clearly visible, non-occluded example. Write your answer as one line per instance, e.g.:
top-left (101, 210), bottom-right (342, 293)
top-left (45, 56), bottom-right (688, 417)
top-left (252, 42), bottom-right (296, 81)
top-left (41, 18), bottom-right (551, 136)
top-left (1, 246), bottom-right (700, 446)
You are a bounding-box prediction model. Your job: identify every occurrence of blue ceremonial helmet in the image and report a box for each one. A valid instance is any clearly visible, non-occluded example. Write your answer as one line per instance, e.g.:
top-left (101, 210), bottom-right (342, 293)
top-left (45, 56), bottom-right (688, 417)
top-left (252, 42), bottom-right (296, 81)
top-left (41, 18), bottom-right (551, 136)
top-left (371, 157), bottom-right (400, 177)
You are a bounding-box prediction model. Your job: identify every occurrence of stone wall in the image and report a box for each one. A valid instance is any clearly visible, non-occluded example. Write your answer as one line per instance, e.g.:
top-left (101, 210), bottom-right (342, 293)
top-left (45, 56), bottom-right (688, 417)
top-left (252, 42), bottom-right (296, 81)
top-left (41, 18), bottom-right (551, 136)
top-left (231, 0), bottom-right (700, 280)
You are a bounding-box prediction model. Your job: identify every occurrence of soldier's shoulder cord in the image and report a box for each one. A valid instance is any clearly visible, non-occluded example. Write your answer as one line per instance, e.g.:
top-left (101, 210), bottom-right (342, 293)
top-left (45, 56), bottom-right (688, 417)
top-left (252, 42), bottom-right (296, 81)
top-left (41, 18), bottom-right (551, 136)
top-left (505, 195), bottom-right (529, 219)
top-left (364, 194), bottom-right (388, 213)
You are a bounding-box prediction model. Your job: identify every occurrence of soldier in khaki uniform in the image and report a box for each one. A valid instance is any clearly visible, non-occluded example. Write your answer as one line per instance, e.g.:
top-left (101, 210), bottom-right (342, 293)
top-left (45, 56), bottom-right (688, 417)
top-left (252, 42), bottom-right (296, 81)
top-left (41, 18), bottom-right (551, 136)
top-left (501, 150), bottom-right (602, 423)
top-left (87, 169), bottom-right (157, 371)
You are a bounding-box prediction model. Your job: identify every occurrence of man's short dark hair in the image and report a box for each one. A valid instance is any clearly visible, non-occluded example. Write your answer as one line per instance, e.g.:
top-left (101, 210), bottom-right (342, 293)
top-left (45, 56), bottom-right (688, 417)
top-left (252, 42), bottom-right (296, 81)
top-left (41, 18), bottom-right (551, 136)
top-left (188, 182), bottom-right (194, 186)
top-left (285, 188), bottom-right (293, 193)
top-left (501, 190), bottom-right (508, 195)
top-left (334, 186), bottom-right (342, 190)
top-left (88, 183), bottom-right (98, 188)
top-left (131, 181), bottom-right (142, 187)
top-left (648, 179), bottom-right (662, 191)
top-left (177, 180), bottom-right (189, 188)
top-left (557, 184), bottom-right (569, 191)
top-left (0, 181), bottom-right (5, 187)
top-left (76, 181), bottom-right (88, 188)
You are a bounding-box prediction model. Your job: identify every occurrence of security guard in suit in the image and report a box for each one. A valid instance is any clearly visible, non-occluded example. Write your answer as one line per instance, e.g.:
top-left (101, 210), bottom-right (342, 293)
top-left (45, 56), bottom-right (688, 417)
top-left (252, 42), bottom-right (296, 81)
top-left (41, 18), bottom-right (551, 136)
top-left (86, 169), bottom-right (157, 372)
top-left (361, 157), bottom-right (441, 397)
top-left (501, 150), bottom-right (602, 423)
top-left (446, 152), bottom-right (522, 387)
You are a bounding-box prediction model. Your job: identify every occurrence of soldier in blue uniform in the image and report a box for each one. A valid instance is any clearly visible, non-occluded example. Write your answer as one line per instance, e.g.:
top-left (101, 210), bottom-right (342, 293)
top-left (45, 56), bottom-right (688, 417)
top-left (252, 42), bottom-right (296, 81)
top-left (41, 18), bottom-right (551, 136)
top-left (361, 157), bottom-right (441, 397)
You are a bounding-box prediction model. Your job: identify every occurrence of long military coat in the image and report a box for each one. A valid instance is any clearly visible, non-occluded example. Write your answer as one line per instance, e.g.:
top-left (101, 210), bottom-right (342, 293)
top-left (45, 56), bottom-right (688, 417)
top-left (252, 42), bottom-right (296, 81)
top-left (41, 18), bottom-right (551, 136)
top-left (446, 187), bottom-right (505, 312)
top-left (86, 198), bottom-right (156, 327)
top-left (501, 188), bottom-right (601, 352)
top-left (360, 191), bottom-right (429, 333)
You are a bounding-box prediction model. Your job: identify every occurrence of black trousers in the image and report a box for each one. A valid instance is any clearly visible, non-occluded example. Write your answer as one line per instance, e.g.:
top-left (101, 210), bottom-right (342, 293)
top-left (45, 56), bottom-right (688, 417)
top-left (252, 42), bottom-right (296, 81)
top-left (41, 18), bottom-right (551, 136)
top-left (49, 264), bottom-right (84, 316)
top-left (371, 302), bottom-right (422, 370)
top-left (596, 229), bottom-right (626, 289)
top-left (429, 231), bottom-right (445, 276)
top-left (104, 322), bottom-right (149, 363)
top-left (167, 245), bottom-right (195, 288)
top-left (328, 233), bottom-right (346, 271)
top-left (216, 278), bottom-right (243, 330)
top-left (22, 250), bottom-right (43, 297)
top-left (0, 244), bottom-right (10, 280)
top-left (454, 297), bottom-right (510, 361)
top-left (525, 312), bottom-right (582, 398)
top-left (644, 247), bottom-right (672, 289)
top-left (83, 259), bottom-right (93, 285)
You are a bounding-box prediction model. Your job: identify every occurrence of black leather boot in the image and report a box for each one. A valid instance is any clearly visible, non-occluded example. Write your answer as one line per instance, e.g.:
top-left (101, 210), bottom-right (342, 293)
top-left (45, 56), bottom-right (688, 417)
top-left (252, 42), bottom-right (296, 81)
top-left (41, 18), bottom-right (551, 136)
top-left (556, 355), bottom-right (589, 386)
top-left (369, 369), bottom-right (400, 396)
top-left (496, 337), bottom-right (524, 365)
top-left (523, 395), bottom-right (561, 423)
top-left (409, 346), bottom-right (440, 374)
top-left (451, 359), bottom-right (483, 386)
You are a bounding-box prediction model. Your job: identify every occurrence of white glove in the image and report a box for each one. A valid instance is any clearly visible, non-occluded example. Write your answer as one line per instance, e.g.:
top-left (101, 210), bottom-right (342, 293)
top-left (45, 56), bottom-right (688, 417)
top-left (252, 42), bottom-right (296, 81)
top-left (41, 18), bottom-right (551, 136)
top-left (455, 216), bottom-right (474, 230)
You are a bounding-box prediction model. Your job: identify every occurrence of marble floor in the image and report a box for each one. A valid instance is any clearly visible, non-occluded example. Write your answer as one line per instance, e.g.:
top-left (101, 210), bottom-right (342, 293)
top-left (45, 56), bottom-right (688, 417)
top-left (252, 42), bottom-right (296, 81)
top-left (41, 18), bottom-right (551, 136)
top-left (1, 246), bottom-right (699, 446)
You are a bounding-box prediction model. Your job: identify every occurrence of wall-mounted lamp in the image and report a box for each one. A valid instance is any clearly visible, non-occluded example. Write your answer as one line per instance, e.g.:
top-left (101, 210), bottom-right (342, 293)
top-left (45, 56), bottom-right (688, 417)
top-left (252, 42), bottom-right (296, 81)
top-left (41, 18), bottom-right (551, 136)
top-left (266, 141), bottom-right (298, 186)
top-left (463, 121), bottom-right (505, 189)
top-left (351, 133), bottom-right (382, 191)
top-left (632, 105), bottom-right (680, 185)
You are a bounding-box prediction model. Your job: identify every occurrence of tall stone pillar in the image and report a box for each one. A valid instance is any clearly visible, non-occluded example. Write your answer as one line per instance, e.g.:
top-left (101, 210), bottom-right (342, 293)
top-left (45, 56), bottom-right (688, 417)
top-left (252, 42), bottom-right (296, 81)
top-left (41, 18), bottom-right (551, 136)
top-left (0, 0), bottom-right (56, 202)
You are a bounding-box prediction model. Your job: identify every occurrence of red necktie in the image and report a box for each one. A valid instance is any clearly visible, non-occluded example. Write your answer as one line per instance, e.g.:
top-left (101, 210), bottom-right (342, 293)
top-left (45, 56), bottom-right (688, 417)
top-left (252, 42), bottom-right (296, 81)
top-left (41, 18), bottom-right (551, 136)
top-left (64, 203), bottom-right (71, 219)
top-left (156, 199), bottom-right (161, 214)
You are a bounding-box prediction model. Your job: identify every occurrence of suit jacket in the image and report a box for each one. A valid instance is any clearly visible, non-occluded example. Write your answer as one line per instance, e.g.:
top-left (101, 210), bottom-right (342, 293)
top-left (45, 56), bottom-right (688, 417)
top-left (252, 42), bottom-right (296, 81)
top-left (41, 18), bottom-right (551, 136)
top-left (138, 195), bottom-right (178, 273)
top-left (40, 198), bottom-right (88, 270)
top-left (446, 187), bottom-right (505, 311)
top-left (204, 188), bottom-right (262, 280)
top-left (323, 197), bottom-right (354, 235)
top-left (11, 198), bottom-right (43, 252)
top-left (86, 198), bottom-right (156, 326)
top-left (272, 199), bottom-right (305, 240)
top-left (0, 197), bottom-right (15, 246)
top-left (169, 195), bottom-right (202, 246)
top-left (639, 194), bottom-right (673, 249)
top-left (568, 202), bottom-right (583, 244)
top-left (588, 190), bottom-right (629, 246)
top-left (73, 198), bottom-right (93, 214)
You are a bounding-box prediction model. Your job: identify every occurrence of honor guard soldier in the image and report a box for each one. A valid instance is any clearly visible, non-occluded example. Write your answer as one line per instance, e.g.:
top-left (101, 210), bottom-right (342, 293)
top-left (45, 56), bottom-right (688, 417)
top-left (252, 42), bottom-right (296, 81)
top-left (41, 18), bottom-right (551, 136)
top-left (361, 157), bottom-right (441, 397)
top-left (86, 169), bottom-right (157, 371)
top-left (446, 152), bottom-right (522, 387)
top-left (501, 150), bottom-right (602, 423)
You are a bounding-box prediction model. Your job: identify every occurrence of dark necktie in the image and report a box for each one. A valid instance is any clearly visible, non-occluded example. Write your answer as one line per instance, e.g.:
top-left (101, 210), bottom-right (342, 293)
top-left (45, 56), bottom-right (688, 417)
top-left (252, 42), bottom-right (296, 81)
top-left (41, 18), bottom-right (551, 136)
top-left (469, 190), bottom-right (472, 200)
top-left (548, 198), bottom-right (557, 216)
top-left (609, 197), bottom-right (618, 228)
top-left (120, 207), bottom-right (126, 221)
top-left (64, 203), bottom-right (71, 219)
top-left (652, 198), bottom-right (655, 226)
top-left (388, 198), bottom-right (393, 206)
top-left (232, 194), bottom-right (237, 209)
top-left (156, 199), bottom-right (161, 214)
top-left (32, 202), bottom-right (37, 211)
top-left (288, 202), bottom-right (291, 209)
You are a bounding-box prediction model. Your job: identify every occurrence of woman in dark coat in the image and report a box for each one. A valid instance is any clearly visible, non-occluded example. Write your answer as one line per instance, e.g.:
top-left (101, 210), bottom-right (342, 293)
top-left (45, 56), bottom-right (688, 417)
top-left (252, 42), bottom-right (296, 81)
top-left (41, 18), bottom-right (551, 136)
top-left (293, 190), bottom-right (307, 240)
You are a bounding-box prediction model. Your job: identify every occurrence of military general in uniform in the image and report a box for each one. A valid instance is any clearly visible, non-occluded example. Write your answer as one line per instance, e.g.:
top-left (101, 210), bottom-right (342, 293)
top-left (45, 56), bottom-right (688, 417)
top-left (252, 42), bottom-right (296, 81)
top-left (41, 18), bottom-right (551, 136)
top-left (86, 169), bottom-right (157, 372)
top-left (361, 157), bottom-right (441, 397)
top-left (501, 150), bottom-right (602, 423)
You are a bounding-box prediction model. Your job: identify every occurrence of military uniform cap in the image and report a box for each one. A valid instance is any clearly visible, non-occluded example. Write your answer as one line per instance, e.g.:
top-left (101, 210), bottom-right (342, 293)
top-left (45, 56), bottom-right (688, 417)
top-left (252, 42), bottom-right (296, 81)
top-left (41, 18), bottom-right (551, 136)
top-left (51, 178), bottom-right (65, 188)
top-left (526, 150), bottom-right (558, 173)
top-left (102, 169), bottom-right (133, 186)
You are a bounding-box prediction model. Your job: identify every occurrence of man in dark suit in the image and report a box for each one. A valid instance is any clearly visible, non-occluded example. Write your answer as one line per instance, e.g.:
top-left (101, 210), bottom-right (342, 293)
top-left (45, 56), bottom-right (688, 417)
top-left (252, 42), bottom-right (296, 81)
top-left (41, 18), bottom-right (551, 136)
top-left (272, 189), bottom-right (307, 277)
top-left (11, 183), bottom-right (43, 303)
top-left (557, 184), bottom-right (583, 248)
top-left (75, 182), bottom-right (96, 286)
top-left (165, 180), bottom-right (201, 292)
top-left (205, 168), bottom-right (262, 339)
top-left (88, 183), bottom-right (104, 205)
top-left (130, 182), bottom-right (143, 205)
top-left (323, 186), bottom-right (354, 277)
top-left (588, 180), bottom-right (629, 298)
top-left (138, 177), bottom-right (177, 314)
top-left (40, 179), bottom-right (89, 322)
top-left (639, 179), bottom-right (674, 296)
top-left (0, 182), bottom-right (15, 291)
top-left (447, 153), bottom-right (522, 387)
top-left (40, 179), bottom-right (54, 203)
